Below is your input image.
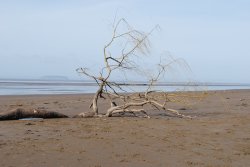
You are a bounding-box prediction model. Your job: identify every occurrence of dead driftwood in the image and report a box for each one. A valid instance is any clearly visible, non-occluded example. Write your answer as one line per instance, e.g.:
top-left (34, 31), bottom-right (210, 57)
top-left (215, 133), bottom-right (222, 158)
top-left (0, 108), bottom-right (68, 121)
top-left (76, 18), bottom-right (204, 118)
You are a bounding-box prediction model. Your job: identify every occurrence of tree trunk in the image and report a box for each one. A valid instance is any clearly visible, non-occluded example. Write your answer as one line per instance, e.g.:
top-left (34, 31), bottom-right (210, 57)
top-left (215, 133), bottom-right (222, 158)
top-left (92, 82), bottom-right (105, 115)
top-left (0, 108), bottom-right (68, 121)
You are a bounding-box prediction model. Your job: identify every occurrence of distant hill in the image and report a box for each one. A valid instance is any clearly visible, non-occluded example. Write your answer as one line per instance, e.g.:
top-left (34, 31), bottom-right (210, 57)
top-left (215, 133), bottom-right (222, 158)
top-left (40, 76), bottom-right (69, 81)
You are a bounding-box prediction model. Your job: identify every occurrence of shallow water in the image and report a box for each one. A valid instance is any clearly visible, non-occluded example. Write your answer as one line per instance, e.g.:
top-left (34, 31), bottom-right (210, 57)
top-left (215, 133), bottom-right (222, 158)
top-left (0, 79), bottom-right (250, 95)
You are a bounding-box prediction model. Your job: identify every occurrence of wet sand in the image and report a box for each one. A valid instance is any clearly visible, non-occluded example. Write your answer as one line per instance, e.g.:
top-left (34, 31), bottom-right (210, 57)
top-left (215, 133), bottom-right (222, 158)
top-left (0, 90), bottom-right (250, 167)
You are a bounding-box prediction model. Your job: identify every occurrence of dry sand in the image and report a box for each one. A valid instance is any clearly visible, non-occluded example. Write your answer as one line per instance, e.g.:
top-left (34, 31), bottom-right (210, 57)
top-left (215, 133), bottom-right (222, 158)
top-left (0, 90), bottom-right (250, 167)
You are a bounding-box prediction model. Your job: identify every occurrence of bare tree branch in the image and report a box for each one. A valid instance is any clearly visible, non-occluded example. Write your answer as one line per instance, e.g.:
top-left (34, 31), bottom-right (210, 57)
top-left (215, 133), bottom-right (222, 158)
top-left (76, 18), bottom-right (203, 118)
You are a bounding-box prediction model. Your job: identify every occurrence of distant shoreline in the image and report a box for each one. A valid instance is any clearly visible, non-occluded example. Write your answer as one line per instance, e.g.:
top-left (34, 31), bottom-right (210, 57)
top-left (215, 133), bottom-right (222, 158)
top-left (1, 79), bottom-right (250, 95)
top-left (1, 78), bottom-right (250, 86)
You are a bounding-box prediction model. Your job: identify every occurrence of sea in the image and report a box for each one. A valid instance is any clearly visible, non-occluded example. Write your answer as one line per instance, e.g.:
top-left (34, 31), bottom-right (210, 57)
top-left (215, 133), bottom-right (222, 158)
top-left (1, 79), bottom-right (250, 95)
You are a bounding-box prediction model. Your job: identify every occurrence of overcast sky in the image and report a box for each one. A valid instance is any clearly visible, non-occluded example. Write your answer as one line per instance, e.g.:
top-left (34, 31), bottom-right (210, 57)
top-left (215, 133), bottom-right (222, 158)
top-left (0, 0), bottom-right (250, 83)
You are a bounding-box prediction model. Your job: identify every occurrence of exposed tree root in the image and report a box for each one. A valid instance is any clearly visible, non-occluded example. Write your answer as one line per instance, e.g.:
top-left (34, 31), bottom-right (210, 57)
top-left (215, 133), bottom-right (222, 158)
top-left (166, 109), bottom-right (194, 119)
top-left (74, 107), bottom-right (194, 119)
top-left (73, 112), bottom-right (96, 118)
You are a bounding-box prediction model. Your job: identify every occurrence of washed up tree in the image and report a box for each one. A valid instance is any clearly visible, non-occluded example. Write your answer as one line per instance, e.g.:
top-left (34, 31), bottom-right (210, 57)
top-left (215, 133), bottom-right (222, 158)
top-left (76, 18), bottom-right (203, 118)
top-left (0, 108), bottom-right (68, 121)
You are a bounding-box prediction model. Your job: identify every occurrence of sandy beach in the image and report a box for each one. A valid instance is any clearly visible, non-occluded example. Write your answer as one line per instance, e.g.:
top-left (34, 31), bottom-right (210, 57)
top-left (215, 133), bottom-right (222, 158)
top-left (0, 90), bottom-right (250, 167)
